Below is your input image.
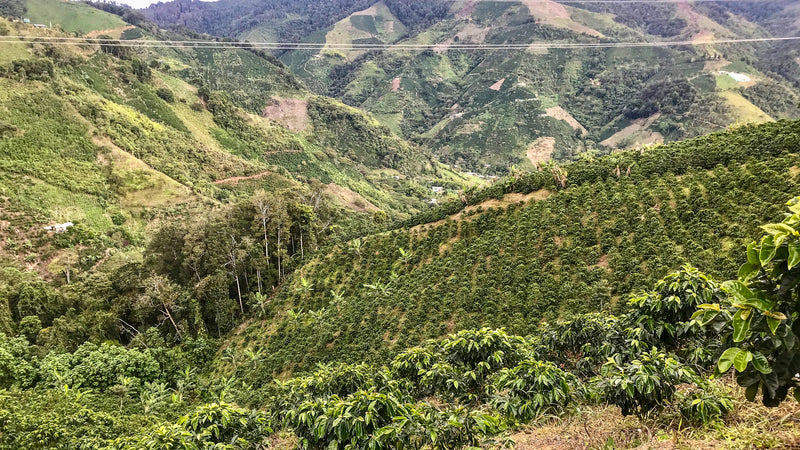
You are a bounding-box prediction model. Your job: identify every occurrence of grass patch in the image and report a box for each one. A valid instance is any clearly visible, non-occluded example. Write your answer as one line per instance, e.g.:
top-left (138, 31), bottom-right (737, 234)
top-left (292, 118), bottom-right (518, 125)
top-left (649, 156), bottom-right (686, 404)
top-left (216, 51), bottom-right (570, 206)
top-left (26, 0), bottom-right (126, 34)
top-left (719, 91), bottom-right (772, 124)
top-left (715, 74), bottom-right (739, 91)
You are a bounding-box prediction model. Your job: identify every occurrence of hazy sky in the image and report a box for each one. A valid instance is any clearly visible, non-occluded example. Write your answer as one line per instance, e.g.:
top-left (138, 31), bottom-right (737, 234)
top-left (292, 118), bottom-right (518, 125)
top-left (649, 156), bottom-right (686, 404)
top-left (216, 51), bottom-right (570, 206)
top-left (118, 0), bottom-right (216, 10)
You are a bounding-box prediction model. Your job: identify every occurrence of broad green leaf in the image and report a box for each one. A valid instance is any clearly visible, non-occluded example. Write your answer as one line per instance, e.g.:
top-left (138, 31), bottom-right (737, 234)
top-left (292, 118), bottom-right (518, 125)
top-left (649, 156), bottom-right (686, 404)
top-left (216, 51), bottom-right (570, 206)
top-left (722, 280), bottom-right (754, 301)
top-left (789, 243), bottom-right (800, 270)
top-left (789, 199), bottom-right (800, 214)
top-left (733, 349), bottom-right (753, 372)
top-left (766, 316), bottom-right (781, 335)
top-left (738, 263), bottom-right (759, 281)
top-left (746, 242), bottom-right (760, 265)
top-left (698, 303), bottom-right (720, 311)
top-left (718, 348), bottom-right (742, 373)
top-left (759, 235), bottom-right (777, 266)
top-left (775, 233), bottom-right (788, 250)
top-left (761, 223), bottom-right (795, 236)
top-left (751, 352), bottom-right (772, 374)
top-left (733, 310), bottom-right (752, 342)
top-left (737, 297), bottom-right (774, 312)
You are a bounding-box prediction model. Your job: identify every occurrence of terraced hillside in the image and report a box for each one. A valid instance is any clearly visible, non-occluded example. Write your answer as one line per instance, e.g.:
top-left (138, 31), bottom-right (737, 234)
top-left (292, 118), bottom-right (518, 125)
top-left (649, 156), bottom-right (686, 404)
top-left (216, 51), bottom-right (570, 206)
top-left (224, 119), bottom-right (800, 378)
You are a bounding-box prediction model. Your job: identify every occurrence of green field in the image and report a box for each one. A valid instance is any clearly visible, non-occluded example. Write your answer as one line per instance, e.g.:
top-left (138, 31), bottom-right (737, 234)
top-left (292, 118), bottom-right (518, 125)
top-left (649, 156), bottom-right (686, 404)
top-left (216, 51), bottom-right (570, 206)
top-left (25, 0), bottom-right (126, 34)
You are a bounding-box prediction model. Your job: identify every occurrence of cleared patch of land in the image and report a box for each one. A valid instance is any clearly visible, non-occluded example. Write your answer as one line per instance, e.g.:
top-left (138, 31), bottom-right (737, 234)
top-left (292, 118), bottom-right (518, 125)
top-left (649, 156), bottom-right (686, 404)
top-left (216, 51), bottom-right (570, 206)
top-left (601, 114), bottom-right (664, 149)
top-left (521, 0), bottom-right (602, 37)
top-left (26, 0), bottom-right (127, 35)
top-left (262, 98), bottom-right (310, 132)
top-left (85, 25), bottom-right (134, 39)
top-left (526, 136), bottom-right (555, 165)
top-left (325, 183), bottom-right (379, 212)
top-left (489, 78), bottom-right (505, 91)
top-left (545, 106), bottom-right (587, 135)
top-left (93, 136), bottom-right (194, 208)
top-left (719, 91), bottom-right (772, 124)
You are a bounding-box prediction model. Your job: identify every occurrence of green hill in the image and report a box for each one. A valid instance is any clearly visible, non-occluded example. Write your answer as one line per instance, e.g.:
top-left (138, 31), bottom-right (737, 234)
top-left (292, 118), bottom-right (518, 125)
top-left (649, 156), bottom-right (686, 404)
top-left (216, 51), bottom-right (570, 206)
top-left (226, 119), bottom-right (800, 377)
top-left (0, 15), bottom-right (478, 286)
top-left (26, 0), bottom-right (127, 34)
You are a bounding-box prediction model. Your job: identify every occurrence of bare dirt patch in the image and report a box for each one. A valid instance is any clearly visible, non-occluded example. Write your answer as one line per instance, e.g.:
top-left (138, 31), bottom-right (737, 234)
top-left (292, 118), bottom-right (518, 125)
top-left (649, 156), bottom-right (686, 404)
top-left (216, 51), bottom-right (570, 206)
top-left (391, 77), bottom-right (401, 92)
top-left (384, 20), bottom-right (394, 33)
top-left (455, 22), bottom-right (490, 44)
top-left (85, 25), bottom-right (134, 38)
top-left (526, 137), bottom-right (555, 165)
top-left (262, 98), bottom-right (310, 132)
top-left (457, 122), bottom-right (484, 135)
top-left (545, 106), bottom-right (587, 135)
top-left (521, 0), bottom-right (601, 37)
top-left (325, 183), bottom-right (379, 212)
top-left (600, 113), bottom-right (663, 149)
top-left (489, 78), bottom-right (505, 91)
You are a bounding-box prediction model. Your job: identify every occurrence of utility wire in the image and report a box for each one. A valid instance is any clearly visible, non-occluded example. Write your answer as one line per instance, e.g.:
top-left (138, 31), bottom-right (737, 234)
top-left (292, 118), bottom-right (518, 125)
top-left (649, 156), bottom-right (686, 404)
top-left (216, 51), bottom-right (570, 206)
top-left (0, 35), bottom-right (797, 50)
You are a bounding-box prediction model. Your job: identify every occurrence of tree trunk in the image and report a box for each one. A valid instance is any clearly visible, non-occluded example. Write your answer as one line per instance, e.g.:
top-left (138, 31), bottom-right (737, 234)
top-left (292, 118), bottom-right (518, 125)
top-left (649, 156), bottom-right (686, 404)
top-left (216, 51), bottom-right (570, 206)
top-left (268, 220), bottom-right (269, 265)
top-left (256, 269), bottom-right (262, 294)
top-left (276, 224), bottom-right (281, 279)
top-left (162, 305), bottom-right (182, 340)
top-left (234, 273), bottom-right (243, 314)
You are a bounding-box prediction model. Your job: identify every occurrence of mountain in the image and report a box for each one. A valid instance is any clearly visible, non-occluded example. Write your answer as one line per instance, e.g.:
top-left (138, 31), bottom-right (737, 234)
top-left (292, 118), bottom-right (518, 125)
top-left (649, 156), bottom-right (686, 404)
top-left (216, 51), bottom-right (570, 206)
top-left (144, 0), bottom-right (800, 173)
top-left (3, 1), bottom-right (800, 448)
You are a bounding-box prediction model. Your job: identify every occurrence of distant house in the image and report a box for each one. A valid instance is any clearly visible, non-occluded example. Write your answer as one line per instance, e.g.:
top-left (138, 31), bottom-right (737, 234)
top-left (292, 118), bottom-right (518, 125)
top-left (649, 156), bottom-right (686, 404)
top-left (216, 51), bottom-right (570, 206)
top-left (22, 18), bottom-right (30, 23)
top-left (44, 222), bottom-right (74, 233)
top-left (427, 199), bottom-right (439, 206)
top-left (33, 24), bottom-right (47, 28)
top-left (431, 186), bottom-right (444, 194)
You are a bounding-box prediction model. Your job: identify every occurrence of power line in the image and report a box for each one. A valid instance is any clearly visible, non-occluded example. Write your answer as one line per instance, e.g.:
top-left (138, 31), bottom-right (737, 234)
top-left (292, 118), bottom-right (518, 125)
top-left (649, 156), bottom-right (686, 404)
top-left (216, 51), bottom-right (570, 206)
top-left (1, 35), bottom-right (797, 50)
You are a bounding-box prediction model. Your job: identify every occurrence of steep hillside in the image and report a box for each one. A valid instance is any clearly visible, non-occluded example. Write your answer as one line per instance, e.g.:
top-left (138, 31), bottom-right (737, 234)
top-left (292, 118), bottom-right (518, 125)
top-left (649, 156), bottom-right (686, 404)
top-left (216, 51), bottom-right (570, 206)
top-left (143, 0), bottom-right (800, 173)
top-left (226, 119), bottom-right (800, 377)
top-left (0, 13), bottom-right (481, 288)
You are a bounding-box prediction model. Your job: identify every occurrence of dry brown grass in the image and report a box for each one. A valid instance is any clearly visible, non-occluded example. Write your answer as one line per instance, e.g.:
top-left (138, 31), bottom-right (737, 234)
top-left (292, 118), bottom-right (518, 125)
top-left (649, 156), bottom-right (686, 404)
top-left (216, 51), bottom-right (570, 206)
top-left (508, 381), bottom-right (800, 450)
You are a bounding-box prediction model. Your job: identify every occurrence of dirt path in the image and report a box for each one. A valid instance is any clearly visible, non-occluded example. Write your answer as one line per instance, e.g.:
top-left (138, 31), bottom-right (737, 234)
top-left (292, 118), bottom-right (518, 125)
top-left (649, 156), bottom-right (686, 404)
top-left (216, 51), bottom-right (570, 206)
top-left (213, 171), bottom-right (273, 185)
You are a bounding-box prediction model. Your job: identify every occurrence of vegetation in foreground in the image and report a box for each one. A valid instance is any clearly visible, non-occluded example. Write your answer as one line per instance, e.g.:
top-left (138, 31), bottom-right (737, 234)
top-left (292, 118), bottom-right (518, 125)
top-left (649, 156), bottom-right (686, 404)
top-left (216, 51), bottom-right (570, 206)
top-left (2, 196), bottom-right (800, 448)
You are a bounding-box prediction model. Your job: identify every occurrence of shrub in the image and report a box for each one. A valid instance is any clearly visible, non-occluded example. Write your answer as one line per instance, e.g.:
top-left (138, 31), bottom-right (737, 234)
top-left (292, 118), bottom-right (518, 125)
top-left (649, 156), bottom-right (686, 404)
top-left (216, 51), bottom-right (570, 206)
top-left (156, 87), bottom-right (175, 103)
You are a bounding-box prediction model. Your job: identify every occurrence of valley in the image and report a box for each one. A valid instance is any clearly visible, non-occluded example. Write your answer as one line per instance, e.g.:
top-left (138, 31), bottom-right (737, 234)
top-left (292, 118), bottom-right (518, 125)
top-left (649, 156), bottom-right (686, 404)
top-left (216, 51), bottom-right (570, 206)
top-left (1, 0), bottom-right (800, 448)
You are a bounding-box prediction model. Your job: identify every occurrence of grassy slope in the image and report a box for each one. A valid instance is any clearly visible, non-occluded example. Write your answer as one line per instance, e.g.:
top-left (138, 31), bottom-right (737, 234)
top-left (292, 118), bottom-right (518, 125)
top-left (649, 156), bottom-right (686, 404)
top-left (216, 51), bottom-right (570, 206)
top-left (26, 0), bottom-right (127, 34)
top-left (0, 12), bottom-right (482, 277)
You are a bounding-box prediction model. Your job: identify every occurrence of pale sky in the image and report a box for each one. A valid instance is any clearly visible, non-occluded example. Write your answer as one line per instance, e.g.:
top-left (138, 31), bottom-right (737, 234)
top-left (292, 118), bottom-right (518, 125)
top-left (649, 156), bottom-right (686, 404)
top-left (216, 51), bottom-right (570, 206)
top-left (118, 0), bottom-right (216, 10)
